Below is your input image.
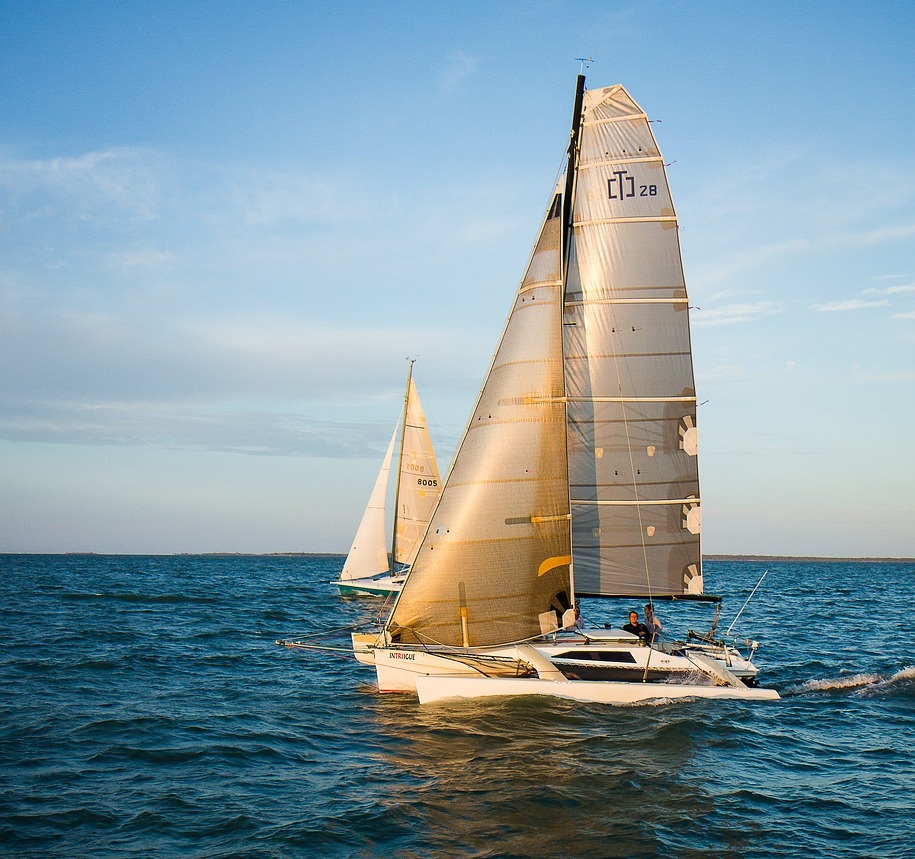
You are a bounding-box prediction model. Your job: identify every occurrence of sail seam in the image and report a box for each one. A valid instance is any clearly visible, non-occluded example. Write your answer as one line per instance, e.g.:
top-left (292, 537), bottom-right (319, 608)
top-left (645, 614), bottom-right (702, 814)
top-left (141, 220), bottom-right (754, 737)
top-left (574, 216), bottom-right (677, 226)
top-left (530, 395), bottom-right (696, 403)
top-left (584, 112), bottom-right (645, 126)
top-left (519, 280), bottom-right (563, 291)
top-left (579, 155), bottom-right (662, 168)
top-left (564, 298), bottom-right (689, 306)
top-left (571, 498), bottom-right (700, 506)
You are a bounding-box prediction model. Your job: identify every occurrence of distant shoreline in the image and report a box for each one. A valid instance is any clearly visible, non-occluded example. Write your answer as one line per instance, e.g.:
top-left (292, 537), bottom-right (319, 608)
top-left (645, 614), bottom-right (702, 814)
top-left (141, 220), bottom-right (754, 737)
top-left (2, 551), bottom-right (914, 563)
top-left (705, 554), bottom-right (915, 564)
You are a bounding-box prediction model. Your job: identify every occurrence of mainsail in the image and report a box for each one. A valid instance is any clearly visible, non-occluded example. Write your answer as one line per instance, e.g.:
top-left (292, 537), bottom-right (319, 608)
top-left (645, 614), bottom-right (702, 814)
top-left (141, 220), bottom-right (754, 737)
top-left (388, 79), bottom-right (703, 649)
top-left (564, 84), bottom-right (702, 597)
top-left (393, 376), bottom-right (442, 568)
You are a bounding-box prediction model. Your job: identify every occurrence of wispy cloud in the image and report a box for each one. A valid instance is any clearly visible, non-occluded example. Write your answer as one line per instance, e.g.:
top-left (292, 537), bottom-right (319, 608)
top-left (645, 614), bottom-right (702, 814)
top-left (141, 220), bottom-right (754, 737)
top-left (685, 144), bottom-right (915, 291)
top-left (0, 400), bottom-right (392, 458)
top-left (812, 299), bottom-right (890, 312)
top-left (440, 49), bottom-right (482, 91)
top-left (893, 310), bottom-right (915, 320)
top-left (864, 283), bottom-right (915, 296)
top-left (0, 148), bottom-right (166, 221)
top-left (851, 365), bottom-right (915, 382)
top-left (692, 301), bottom-right (781, 327)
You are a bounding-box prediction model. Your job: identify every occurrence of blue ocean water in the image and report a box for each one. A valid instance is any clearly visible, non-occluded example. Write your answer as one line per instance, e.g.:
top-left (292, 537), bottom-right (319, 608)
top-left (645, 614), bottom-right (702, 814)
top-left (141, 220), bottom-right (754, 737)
top-left (1, 554), bottom-right (913, 859)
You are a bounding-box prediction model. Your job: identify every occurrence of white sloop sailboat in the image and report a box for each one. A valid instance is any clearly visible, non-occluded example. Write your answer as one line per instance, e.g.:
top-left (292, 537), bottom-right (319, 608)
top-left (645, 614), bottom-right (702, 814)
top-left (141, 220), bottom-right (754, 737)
top-left (351, 77), bottom-right (779, 704)
top-left (335, 361), bottom-right (442, 597)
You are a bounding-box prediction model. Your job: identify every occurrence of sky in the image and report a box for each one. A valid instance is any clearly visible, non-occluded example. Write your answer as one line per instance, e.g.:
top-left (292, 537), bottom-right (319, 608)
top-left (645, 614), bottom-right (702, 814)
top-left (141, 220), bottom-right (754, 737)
top-left (1, 0), bottom-right (913, 557)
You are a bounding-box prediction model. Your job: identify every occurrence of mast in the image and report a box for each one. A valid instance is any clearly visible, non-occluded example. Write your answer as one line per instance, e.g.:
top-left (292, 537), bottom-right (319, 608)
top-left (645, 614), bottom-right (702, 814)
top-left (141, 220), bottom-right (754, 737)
top-left (561, 74), bottom-right (586, 288)
top-left (389, 358), bottom-right (414, 574)
top-left (561, 74), bottom-right (585, 607)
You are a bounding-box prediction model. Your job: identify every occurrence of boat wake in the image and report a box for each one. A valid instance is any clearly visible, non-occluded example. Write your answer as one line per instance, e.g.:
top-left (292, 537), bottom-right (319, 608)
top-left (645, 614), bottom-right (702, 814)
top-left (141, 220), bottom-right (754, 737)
top-left (786, 665), bottom-right (915, 697)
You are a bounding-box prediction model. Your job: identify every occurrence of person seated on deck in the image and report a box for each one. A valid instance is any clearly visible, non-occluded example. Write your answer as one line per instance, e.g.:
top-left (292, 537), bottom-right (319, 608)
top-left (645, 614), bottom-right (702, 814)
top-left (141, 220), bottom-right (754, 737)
top-left (643, 603), bottom-right (663, 643)
top-left (560, 603), bottom-right (585, 632)
top-left (622, 610), bottom-right (652, 644)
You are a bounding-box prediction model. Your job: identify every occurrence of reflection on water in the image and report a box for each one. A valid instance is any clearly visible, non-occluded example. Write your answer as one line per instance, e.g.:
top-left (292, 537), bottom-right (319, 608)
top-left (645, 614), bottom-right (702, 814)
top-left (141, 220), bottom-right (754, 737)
top-left (357, 693), bottom-right (718, 858)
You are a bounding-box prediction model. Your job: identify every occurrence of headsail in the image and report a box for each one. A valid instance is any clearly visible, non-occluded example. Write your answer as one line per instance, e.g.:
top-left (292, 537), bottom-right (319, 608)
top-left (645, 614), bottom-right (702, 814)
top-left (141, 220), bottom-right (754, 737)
top-left (339, 429), bottom-right (397, 581)
top-left (388, 185), bottom-right (572, 648)
top-left (393, 376), bottom-right (442, 568)
top-left (564, 85), bottom-right (702, 598)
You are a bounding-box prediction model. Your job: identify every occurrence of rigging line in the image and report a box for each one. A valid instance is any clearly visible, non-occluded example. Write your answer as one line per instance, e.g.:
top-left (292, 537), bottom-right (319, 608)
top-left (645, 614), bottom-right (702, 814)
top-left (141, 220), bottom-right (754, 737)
top-left (375, 589), bottom-right (397, 623)
top-left (274, 622), bottom-right (368, 642)
top-left (280, 642), bottom-right (366, 662)
top-left (603, 303), bottom-right (653, 599)
top-left (725, 569), bottom-right (769, 636)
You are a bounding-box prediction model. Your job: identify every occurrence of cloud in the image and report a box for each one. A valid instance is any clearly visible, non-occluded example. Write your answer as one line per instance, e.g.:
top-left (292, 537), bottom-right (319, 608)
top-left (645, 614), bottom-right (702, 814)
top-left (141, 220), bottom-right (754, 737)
top-left (0, 299), bottom-right (480, 455)
top-left (0, 148), bottom-right (167, 221)
top-left (0, 142), bottom-right (536, 466)
top-left (684, 145), bottom-right (915, 291)
top-left (440, 49), bottom-right (482, 91)
top-left (893, 310), bottom-right (915, 320)
top-left (850, 365), bottom-right (915, 382)
top-left (0, 400), bottom-right (392, 458)
top-left (839, 222), bottom-right (915, 248)
top-left (865, 283), bottom-right (915, 296)
top-left (811, 299), bottom-right (890, 312)
top-left (103, 249), bottom-right (178, 270)
top-left (692, 301), bottom-right (781, 327)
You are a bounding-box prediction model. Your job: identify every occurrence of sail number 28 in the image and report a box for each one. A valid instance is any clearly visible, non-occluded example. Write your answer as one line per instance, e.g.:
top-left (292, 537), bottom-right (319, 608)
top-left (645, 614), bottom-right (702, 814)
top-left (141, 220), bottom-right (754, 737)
top-left (608, 169), bottom-right (657, 200)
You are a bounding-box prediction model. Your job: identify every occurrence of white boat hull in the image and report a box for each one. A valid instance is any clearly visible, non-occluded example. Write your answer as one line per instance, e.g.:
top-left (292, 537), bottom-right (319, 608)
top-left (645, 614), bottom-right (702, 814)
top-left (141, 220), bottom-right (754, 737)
top-left (414, 674), bottom-right (780, 705)
top-left (373, 644), bottom-right (531, 692)
top-left (361, 631), bottom-right (779, 702)
top-left (335, 575), bottom-right (404, 597)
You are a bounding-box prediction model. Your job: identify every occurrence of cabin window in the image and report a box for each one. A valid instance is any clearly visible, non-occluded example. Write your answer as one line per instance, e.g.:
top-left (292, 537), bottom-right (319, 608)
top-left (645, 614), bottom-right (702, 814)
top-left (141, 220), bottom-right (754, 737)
top-left (553, 650), bottom-right (637, 664)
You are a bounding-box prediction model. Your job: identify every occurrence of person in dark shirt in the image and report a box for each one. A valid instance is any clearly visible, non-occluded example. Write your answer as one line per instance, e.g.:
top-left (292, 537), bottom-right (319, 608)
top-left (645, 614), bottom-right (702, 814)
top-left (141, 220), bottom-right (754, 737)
top-left (622, 610), bottom-right (651, 642)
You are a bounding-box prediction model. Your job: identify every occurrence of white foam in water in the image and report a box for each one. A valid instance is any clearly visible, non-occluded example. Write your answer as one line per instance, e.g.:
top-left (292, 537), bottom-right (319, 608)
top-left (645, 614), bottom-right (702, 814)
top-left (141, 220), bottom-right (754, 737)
top-left (789, 666), bottom-right (915, 695)
top-left (867, 665), bottom-right (915, 693)
top-left (789, 673), bottom-right (880, 694)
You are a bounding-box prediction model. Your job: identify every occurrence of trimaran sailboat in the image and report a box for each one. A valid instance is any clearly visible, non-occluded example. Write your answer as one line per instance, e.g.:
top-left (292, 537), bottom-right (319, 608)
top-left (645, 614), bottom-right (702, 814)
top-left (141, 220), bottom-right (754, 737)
top-left (334, 361), bottom-right (442, 597)
top-left (345, 76), bottom-right (779, 704)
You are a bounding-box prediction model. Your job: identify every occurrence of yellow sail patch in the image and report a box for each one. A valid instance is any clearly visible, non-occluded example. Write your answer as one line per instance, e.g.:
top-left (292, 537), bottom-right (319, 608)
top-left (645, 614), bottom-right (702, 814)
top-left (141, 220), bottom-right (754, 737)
top-left (538, 555), bottom-right (572, 577)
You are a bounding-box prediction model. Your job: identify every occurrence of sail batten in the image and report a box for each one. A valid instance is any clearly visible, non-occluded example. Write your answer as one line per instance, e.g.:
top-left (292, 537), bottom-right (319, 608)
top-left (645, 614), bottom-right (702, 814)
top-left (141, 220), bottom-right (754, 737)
top-left (571, 498), bottom-right (701, 506)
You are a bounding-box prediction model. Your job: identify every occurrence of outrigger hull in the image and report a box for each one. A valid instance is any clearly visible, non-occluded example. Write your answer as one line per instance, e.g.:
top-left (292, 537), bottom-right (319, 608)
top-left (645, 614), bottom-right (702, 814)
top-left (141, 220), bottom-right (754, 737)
top-left (414, 674), bottom-right (780, 705)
